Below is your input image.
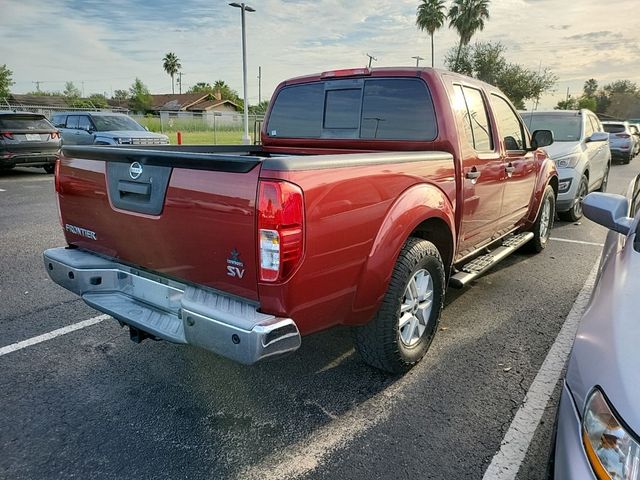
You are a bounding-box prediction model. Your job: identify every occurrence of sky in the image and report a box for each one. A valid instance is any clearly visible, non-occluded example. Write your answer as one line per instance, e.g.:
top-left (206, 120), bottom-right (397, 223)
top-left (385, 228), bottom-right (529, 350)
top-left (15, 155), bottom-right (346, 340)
top-left (2, 0), bottom-right (639, 109)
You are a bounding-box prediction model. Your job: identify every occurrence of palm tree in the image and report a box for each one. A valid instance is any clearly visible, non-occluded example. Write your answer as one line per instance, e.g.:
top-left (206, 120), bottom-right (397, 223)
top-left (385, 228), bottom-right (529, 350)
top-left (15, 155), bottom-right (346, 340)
top-left (162, 52), bottom-right (181, 94)
top-left (448, 0), bottom-right (490, 71)
top-left (416, 0), bottom-right (446, 68)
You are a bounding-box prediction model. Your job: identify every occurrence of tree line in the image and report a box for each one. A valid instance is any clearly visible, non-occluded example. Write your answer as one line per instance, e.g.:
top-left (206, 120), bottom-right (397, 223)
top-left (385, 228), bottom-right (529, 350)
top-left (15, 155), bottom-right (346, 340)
top-left (556, 79), bottom-right (640, 119)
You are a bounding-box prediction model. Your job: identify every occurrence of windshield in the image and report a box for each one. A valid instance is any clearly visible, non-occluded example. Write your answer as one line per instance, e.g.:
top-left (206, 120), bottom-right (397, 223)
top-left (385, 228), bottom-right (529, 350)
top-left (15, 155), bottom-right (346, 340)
top-left (91, 115), bottom-right (145, 132)
top-left (520, 114), bottom-right (581, 142)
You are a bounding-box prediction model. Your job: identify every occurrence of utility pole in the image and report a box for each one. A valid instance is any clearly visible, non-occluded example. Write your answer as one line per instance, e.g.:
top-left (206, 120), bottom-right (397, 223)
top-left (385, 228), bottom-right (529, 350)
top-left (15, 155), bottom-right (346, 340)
top-left (81, 81), bottom-right (85, 97)
top-left (32, 81), bottom-right (42, 92)
top-left (257, 66), bottom-right (262, 104)
top-left (177, 72), bottom-right (185, 94)
top-left (411, 56), bottom-right (425, 67)
top-left (366, 53), bottom-right (377, 69)
top-left (566, 87), bottom-right (570, 102)
top-left (230, 2), bottom-right (255, 145)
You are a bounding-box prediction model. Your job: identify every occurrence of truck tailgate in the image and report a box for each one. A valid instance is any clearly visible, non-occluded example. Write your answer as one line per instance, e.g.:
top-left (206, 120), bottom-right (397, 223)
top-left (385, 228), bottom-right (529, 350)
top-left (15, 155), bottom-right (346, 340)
top-left (57, 146), bottom-right (263, 301)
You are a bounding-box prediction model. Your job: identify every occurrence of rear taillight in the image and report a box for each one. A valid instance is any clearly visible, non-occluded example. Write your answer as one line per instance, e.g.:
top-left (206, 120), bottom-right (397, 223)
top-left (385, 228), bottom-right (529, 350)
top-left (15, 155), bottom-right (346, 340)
top-left (616, 133), bottom-right (631, 139)
top-left (50, 131), bottom-right (60, 140)
top-left (54, 158), bottom-right (61, 193)
top-left (0, 131), bottom-right (14, 140)
top-left (258, 180), bottom-right (304, 282)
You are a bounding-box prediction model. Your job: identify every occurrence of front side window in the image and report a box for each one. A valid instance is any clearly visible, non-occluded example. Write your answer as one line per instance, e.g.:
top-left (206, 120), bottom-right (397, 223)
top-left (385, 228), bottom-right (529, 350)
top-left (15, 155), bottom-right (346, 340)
top-left (584, 116), bottom-right (595, 138)
top-left (78, 116), bottom-right (93, 131)
top-left (492, 95), bottom-right (525, 150)
top-left (66, 116), bottom-right (80, 129)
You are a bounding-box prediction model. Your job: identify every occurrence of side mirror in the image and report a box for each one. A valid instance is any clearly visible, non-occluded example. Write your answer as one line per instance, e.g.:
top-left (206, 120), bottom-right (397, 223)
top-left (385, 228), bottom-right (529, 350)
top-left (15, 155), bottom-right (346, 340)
top-left (587, 131), bottom-right (609, 143)
top-left (583, 192), bottom-right (633, 235)
top-left (531, 129), bottom-right (554, 149)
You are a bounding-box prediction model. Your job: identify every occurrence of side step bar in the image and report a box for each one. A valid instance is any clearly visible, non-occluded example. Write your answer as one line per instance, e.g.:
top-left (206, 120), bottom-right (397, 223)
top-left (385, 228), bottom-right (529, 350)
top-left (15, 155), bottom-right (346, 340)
top-left (449, 232), bottom-right (534, 288)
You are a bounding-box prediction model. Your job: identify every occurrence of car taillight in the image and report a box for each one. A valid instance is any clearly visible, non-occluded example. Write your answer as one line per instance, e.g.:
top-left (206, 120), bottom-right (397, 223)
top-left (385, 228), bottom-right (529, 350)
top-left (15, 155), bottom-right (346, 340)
top-left (321, 68), bottom-right (371, 78)
top-left (258, 180), bottom-right (304, 282)
top-left (0, 131), bottom-right (14, 140)
top-left (54, 158), bottom-right (61, 193)
top-left (615, 133), bottom-right (631, 139)
top-left (50, 131), bottom-right (60, 140)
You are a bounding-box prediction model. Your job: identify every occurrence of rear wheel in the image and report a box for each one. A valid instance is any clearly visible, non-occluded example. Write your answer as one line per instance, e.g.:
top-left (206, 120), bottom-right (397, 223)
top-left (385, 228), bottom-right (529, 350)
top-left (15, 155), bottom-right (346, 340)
top-left (559, 175), bottom-right (588, 222)
top-left (526, 185), bottom-right (555, 253)
top-left (353, 238), bottom-right (445, 374)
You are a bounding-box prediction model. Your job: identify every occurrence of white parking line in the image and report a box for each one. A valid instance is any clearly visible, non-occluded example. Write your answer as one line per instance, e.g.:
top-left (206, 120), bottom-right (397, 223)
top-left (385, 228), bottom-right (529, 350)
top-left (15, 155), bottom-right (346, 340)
top-left (550, 237), bottom-right (604, 247)
top-left (0, 315), bottom-right (109, 357)
top-left (0, 188), bottom-right (6, 192)
top-left (482, 258), bottom-right (600, 480)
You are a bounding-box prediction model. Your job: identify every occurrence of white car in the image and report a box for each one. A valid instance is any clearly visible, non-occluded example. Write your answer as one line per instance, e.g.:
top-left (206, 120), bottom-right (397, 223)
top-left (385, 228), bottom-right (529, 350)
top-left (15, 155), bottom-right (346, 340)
top-left (520, 109), bottom-right (610, 221)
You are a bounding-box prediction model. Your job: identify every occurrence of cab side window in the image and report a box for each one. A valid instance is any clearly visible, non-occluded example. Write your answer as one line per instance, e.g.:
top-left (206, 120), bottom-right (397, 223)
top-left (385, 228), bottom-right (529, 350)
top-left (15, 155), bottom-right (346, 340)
top-left (589, 115), bottom-right (602, 133)
top-left (78, 115), bottom-right (93, 131)
top-left (453, 84), bottom-right (494, 152)
top-left (491, 95), bottom-right (526, 151)
top-left (66, 116), bottom-right (80, 129)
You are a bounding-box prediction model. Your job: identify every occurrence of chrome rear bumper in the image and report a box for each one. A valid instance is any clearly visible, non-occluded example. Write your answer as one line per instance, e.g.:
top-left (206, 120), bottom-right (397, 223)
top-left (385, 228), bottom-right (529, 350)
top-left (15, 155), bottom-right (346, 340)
top-left (43, 247), bottom-right (301, 364)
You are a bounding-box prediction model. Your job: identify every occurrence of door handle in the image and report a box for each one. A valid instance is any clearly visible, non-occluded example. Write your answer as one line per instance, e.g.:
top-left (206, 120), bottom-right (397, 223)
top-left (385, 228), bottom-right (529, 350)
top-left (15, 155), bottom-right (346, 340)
top-left (465, 168), bottom-right (481, 180)
top-left (505, 163), bottom-right (515, 177)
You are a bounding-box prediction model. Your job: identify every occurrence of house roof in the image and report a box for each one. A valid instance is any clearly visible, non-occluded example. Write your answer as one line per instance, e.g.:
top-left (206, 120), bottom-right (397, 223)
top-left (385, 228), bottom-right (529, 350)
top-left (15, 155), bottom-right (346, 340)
top-left (186, 99), bottom-right (240, 111)
top-left (7, 94), bottom-right (71, 108)
top-left (149, 93), bottom-right (209, 111)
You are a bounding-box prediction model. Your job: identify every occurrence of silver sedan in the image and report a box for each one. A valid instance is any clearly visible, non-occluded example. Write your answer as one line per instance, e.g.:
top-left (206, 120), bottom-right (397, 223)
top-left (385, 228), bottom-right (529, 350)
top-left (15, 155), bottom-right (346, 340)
top-left (554, 177), bottom-right (640, 479)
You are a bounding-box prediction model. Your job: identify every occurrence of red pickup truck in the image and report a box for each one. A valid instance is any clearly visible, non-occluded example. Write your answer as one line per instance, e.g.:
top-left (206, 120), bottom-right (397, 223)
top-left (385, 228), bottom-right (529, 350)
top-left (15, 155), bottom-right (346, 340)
top-left (44, 67), bottom-right (557, 373)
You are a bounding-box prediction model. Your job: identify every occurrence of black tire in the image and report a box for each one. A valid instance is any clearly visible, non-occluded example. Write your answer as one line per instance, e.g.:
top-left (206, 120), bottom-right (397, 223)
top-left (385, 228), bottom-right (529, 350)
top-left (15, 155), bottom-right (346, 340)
top-left (43, 165), bottom-right (55, 174)
top-left (558, 175), bottom-right (588, 222)
top-left (526, 185), bottom-right (555, 253)
top-left (352, 238), bottom-right (446, 374)
top-left (596, 164), bottom-right (609, 192)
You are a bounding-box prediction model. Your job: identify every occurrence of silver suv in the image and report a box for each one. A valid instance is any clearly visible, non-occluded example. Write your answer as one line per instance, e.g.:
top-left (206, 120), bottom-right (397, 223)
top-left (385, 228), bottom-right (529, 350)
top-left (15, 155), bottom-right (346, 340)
top-left (520, 109), bottom-right (610, 221)
top-left (51, 112), bottom-right (169, 146)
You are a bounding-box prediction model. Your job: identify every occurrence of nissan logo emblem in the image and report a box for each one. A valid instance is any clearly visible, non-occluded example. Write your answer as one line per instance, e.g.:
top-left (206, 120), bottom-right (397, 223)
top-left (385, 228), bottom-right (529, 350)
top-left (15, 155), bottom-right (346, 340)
top-left (129, 162), bottom-right (143, 180)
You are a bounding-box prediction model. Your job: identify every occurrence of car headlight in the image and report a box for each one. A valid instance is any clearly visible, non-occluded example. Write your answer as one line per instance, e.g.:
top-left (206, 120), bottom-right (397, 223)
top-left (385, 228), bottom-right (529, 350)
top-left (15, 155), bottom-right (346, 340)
top-left (554, 153), bottom-right (581, 168)
top-left (582, 388), bottom-right (640, 479)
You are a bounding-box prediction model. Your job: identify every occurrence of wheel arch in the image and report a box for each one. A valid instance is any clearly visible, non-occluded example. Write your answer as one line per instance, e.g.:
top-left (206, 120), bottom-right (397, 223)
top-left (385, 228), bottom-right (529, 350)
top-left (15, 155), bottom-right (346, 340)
top-left (348, 183), bottom-right (455, 324)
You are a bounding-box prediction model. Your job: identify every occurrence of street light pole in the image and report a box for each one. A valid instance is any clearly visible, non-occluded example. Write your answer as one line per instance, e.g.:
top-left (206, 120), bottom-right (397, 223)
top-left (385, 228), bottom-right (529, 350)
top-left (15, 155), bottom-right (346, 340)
top-left (411, 56), bottom-right (425, 67)
top-left (230, 2), bottom-right (255, 145)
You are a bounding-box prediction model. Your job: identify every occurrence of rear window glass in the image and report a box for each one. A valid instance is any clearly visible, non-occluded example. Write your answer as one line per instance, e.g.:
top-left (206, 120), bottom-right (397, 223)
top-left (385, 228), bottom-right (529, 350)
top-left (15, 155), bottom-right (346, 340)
top-left (0, 115), bottom-right (53, 130)
top-left (603, 124), bottom-right (625, 134)
top-left (267, 78), bottom-right (437, 141)
top-left (267, 83), bottom-right (324, 138)
top-left (520, 114), bottom-right (581, 142)
top-left (324, 89), bottom-right (361, 129)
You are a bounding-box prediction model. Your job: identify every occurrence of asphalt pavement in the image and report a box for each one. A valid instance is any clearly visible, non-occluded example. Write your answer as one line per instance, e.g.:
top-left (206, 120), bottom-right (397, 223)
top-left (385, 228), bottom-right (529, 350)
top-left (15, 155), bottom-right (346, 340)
top-left (1, 159), bottom-right (639, 480)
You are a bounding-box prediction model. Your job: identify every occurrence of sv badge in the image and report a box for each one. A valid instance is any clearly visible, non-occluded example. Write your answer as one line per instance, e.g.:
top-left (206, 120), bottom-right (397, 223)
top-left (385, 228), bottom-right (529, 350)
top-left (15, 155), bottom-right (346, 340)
top-left (226, 248), bottom-right (245, 279)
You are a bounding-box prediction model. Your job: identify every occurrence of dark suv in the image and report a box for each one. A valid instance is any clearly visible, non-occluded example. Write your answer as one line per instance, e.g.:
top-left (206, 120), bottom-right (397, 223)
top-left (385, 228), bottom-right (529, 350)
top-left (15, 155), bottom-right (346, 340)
top-left (0, 111), bottom-right (61, 173)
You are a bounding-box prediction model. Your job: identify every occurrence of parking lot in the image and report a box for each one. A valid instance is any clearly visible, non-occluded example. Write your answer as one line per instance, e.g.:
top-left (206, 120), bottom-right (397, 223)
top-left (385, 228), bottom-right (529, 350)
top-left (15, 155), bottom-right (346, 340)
top-left (1, 158), bottom-right (638, 480)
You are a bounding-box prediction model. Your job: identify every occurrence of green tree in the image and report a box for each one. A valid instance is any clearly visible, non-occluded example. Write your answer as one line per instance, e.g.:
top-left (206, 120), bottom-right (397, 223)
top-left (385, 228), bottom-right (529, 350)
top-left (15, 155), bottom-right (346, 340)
top-left (248, 100), bottom-right (269, 115)
top-left (555, 96), bottom-right (578, 110)
top-left (112, 89), bottom-right (130, 101)
top-left (445, 42), bottom-right (556, 109)
top-left (583, 79), bottom-right (598, 98)
top-left (0, 64), bottom-right (14, 99)
top-left (416, 0), bottom-right (447, 68)
top-left (162, 52), bottom-right (181, 94)
top-left (603, 80), bottom-right (637, 96)
top-left (129, 78), bottom-right (152, 112)
top-left (63, 81), bottom-right (81, 98)
top-left (88, 93), bottom-right (109, 108)
top-left (448, 0), bottom-right (490, 70)
top-left (189, 82), bottom-right (214, 94)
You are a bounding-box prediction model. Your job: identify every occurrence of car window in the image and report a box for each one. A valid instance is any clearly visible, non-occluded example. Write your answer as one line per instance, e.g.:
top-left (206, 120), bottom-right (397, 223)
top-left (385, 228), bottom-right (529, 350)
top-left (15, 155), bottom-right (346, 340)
top-left (66, 116), bottom-right (80, 129)
top-left (78, 116), bottom-right (93, 131)
top-left (452, 85), bottom-right (475, 149)
top-left (324, 89), bottom-right (361, 129)
top-left (588, 115), bottom-right (601, 133)
top-left (520, 113), bottom-right (581, 142)
top-left (462, 86), bottom-right (493, 151)
top-left (91, 115), bottom-right (146, 132)
top-left (603, 124), bottom-right (625, 134)
top-left (632, 176), bottom-right (640, 217)
top-left (491, 95), bottom-right (526, 150)
top-left (51, 114), bottom-right (67, 128)
top-left (584, 116), bottom-right (595, 138)
top-left (0, 115), bottom-right (53, 130)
